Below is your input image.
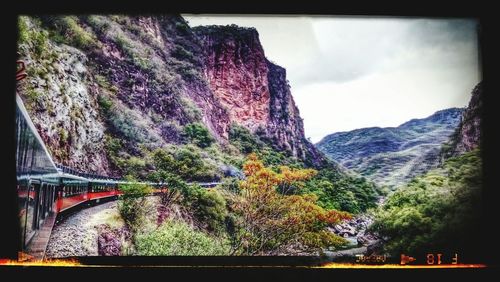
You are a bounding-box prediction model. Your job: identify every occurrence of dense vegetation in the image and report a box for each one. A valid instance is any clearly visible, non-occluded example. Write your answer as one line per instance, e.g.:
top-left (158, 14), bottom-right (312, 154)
top-left (135, 220), bottom-right (231, 256)
top-left (117, 154), bottom-right (352, 255)
top-left (370, 149), bottom-right (482, 257)
top-left (302, 170), bottom-right (380, 214)
top-left (229, 123), bottom-right (380, 214)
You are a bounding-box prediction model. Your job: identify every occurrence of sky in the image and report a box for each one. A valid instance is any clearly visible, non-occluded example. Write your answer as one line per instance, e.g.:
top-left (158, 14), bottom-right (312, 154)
top-left (183, 15), bottom-right (481, 143)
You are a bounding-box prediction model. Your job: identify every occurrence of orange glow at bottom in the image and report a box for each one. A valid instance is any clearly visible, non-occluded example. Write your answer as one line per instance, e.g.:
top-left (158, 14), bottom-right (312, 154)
top-left (0, 258), bottom-right (82, 267)
top-left (318, 263), bottom-right (487, 269)
top-left (0, 258), bottom-right (488, 268)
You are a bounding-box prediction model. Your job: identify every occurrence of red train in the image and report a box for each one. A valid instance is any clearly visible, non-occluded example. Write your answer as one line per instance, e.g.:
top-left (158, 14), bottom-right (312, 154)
top-left (55, 182), bottom-right (122, 213)
top-left (16, 93), bottom-right (125, 253)
top-left (15, 92), bottom-right (212, 256)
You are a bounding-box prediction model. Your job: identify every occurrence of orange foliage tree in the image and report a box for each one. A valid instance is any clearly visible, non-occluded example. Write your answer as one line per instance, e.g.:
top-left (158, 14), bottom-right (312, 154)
top-left (230, 153), bottom-right (351, 255)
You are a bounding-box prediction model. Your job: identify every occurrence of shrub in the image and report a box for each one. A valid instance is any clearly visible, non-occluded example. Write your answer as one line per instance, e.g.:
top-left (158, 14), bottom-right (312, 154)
top-left (180, 97), bottom-right (202, 122)
top-left (171, 45), bottom-right (194, 61)
top-left (58, 128), bottom-right (69, 145)
top-left (33, 29), bottom-right (49, 57)
top-left (115, 35), bottom-right (150, 71)
top-left (25, 89), bottom-right (43, 106)
top-left (41, 16), bottom-right (97, 50)
top-left (150, 145), bottom-right (219, 181)
top-left (229, 124), bottom-right (262, 154)
top-left (134, 220), bottom-right (231, 256)
top-left (107, 103), bottom-right (162, 145)
top-left (183, 186), bottom-right (228, 234)
top-left (61, 16), bottom-right (97, 50)
top-left (183, 123), bottom-right (214, 148)
top-left (98, 95), bottom-right (113, 114)
top-left (118, 180), bottom-right (154, 233)
top-left (121, 157), bottom-right (147, 179)
top-left (18, 16), bottom-right (30, 45)
top-left (147, 171), bottom-right (228, 234)
top-left (85, 15), bottom-right (111, 34)
top-left (218, 177), bottom-right (240, 193)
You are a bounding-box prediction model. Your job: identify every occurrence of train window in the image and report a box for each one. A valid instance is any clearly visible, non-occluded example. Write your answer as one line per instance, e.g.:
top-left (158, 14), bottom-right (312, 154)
top-left (17, 181), bottom-right (29, 247)
top-left (26, 184), bottom-right (37, 242)
top-left (54, 186), bottom-right (58, 202)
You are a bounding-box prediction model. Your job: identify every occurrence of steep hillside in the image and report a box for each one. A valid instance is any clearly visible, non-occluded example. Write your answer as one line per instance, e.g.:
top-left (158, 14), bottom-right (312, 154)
top-left (442, 82), bottom-right (482, 159)
top-left (316, 108), bottom-right (463, 188)
top-left (16, 15), bottom-right (329, 178)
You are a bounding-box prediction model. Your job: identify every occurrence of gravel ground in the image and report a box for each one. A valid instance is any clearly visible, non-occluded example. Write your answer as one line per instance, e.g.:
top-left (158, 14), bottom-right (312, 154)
top-left (45, 200), bottom-right (119, 258)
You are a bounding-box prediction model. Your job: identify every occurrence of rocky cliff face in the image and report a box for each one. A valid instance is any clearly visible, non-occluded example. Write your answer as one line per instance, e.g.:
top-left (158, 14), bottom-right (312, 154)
top-left (194, 25), bottom-right (324, 166)
top-left (17, 18), bottom-right (110, 174)
top-left (443, 83), bottom-right (482, 158)
top-left (316, 108), bottom-right (464, 188)
top-left (193, 26), bottom-right (270, 131)
top-left (17, 15), bottom-right (327, 176)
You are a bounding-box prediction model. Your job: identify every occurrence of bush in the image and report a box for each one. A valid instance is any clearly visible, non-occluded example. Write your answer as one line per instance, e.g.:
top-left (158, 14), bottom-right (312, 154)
top-left (150, 145), bottom-right (220, 181)
top-left (218, 177), bottom-right (240, 193)
top-left (180, 97), bottom-right (202, 122)
top-left (121, 157), bottom-right (147, 179)
top-left (98, 95), bottom-right (113, 114)
top-left (183, 186), bottom-right (228, 234)
top-left (118, 180), bottom-right (154, 233)
top-left (85, 15), bottom-right (111, 34)
top-left (40, 16), bottom-right (97, 50)
top-left (135, 220), bottom-right (231, 256)
top-left (115, 34), bottom-right (151, 72)
top-left (18, 16), bottom-right (30, 45)
top-left (171, 45), bottom-right (194, 61)
top-left (183, 123), bottom-right (214, 148)
top-left (229, 124), bottom-right (262, 154)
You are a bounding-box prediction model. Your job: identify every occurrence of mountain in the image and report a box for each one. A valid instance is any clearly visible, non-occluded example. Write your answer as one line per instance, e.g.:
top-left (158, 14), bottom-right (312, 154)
top-left (316, 108), bottom-right (464, 188)
top-left (16, 15), bottom-right (330, 177)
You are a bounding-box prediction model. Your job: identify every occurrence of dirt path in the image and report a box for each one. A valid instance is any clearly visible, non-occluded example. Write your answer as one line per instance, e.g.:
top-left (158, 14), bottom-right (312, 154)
top-left (45, 200), bottom-right (121, 258)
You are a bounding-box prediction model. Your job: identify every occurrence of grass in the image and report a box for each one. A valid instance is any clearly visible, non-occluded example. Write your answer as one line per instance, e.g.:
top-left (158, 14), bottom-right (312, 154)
top-left (88, 204), bottom-right (125, 230)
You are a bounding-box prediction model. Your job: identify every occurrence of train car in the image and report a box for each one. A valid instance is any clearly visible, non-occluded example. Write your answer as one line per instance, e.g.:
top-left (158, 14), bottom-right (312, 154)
top-left (16, 95), bottom-right (62, 250)
top-left (56, 177), bottom-right (89, 213)
top-left (15, 95), bottom-right (119, 254)
top-left (15, 92), bottom-right (216, 257)
top-left (88, 181), bottom-right (121, 203)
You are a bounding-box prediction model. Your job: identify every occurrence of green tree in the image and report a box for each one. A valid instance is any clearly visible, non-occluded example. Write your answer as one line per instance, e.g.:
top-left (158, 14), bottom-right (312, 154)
top-left (183, 123), bottom-right (214, 148)
top-left (118, 178), bottom-right (153, 233)
top-left (230, 153), bottom-right (350, 255)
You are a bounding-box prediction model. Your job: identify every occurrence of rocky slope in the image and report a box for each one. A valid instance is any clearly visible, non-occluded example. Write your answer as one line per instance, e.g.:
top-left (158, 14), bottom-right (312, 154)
top-left (316, 108), bottom-right (464, 188)
top-left (17, 18), bottom-right (110, 174)
top-left (442, 82), bottom-right (482, 158)
top-left (17, 15), bottom-right (328, 177)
